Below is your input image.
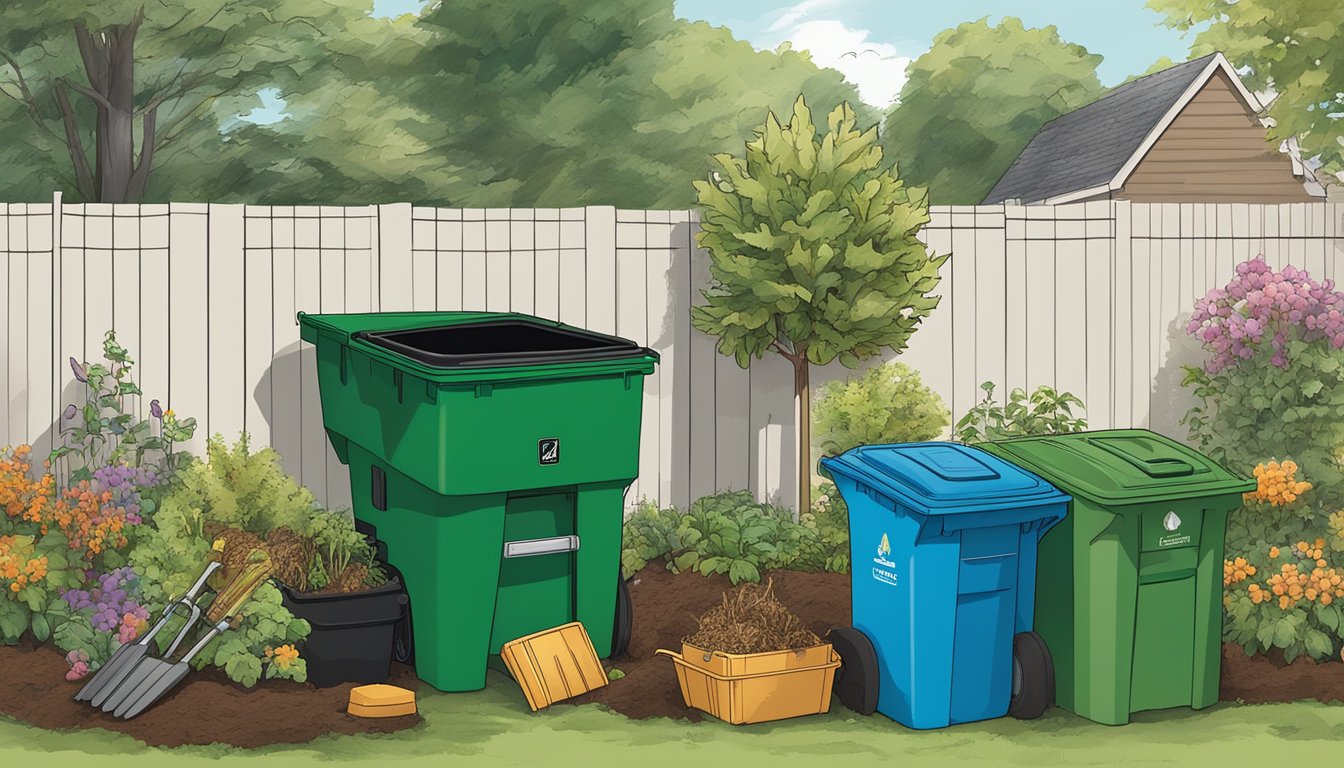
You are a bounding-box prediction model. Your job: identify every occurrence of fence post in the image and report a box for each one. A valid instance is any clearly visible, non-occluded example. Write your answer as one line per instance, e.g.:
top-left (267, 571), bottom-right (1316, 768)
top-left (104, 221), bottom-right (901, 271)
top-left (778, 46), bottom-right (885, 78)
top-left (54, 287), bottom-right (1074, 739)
top-left (50, 190), bottom-right (63, 475)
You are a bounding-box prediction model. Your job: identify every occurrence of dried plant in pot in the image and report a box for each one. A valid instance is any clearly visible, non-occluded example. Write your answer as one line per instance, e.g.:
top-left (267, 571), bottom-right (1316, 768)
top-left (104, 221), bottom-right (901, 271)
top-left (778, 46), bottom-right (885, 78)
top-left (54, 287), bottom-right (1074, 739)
top-left (166, 434), bottom-right (409, 688)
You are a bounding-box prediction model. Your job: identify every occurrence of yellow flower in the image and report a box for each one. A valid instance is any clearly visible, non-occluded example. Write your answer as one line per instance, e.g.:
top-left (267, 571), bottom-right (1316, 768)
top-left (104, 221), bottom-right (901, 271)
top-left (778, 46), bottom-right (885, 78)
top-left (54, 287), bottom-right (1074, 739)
top-left (270, 644), bottom-right (300, 670)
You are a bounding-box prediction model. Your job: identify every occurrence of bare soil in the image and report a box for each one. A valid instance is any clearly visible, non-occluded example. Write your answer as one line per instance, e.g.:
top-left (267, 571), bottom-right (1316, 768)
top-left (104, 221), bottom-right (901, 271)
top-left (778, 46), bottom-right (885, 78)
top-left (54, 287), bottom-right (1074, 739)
top-left (2, 567), bottom-right (1340, 746)
top-left (0, 639), bottom-right (420, 748)
top-left (1220, 642), bottom-right (1344, 705)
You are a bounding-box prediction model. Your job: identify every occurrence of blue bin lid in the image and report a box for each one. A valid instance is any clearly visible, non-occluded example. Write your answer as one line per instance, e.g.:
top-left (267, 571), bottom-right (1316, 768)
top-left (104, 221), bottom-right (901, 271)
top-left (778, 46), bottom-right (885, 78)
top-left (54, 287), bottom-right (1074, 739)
top-left (821, 442), bottom-right (1069, 515)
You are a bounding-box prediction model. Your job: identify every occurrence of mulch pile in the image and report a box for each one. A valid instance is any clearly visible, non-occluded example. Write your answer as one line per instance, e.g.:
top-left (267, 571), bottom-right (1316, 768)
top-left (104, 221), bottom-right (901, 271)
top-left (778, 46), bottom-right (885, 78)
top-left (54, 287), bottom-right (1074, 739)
top-left (0, 638), bottom-right (420, 747)
top-left (206, 523), bottom-right (375, 595)
top-left (684, 578), bottom-right (822, 654)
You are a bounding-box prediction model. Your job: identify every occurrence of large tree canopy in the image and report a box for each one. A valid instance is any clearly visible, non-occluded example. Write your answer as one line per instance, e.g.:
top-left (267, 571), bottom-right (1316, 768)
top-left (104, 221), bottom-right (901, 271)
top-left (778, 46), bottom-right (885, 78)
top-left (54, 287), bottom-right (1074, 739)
top-left (881, 17), bottom-right (1106, 204)
top-left (0, 1), bottom-right (345, 202)
top-left (2, 0), bottom-right (869, 206)
top-left (205, 1), bottom-right (870, 207)
top-left (1148, 0), bottom-right (1344, 185)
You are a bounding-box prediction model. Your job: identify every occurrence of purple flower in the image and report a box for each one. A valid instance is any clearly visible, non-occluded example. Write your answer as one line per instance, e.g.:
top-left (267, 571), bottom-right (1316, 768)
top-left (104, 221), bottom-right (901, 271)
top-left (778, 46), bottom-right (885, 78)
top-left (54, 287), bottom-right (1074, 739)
top-left (150, 399), bottom-right (162, 419)
top-left (70, 357), bottom-right (87, 383)
top-left (63, 404), bottom-right (78, 420)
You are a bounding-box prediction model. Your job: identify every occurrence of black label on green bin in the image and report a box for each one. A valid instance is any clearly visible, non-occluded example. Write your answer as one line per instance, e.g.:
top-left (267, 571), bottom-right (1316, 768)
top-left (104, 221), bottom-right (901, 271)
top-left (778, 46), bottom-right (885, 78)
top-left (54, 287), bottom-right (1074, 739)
top-left (539, 438), bottom-right (560, 465)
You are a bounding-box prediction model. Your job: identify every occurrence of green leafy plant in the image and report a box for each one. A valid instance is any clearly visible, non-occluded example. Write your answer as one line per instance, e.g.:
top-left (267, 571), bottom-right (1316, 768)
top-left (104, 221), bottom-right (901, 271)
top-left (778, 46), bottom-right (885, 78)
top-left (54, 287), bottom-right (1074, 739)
top-left (620, 500), bottom-right (689, 579)
top-left (693, 95), bottom-right (947, 513)
top-left (620, 491), bottom-right (850, 584)
top-left (50, 330), bottom-right (196, 485)
top-left (814, 361), bottom-right (949, 457)
top-left (954, 382), bottom-right (1088, 443)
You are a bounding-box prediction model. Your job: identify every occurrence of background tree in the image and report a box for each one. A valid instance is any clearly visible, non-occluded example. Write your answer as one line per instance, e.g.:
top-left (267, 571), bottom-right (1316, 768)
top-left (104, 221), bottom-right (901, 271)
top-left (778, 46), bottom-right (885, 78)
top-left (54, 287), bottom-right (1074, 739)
top-left (881, 17), bottom-right (1105, 204)
top-left (205, 1), bottom-right (871, 207)
top-left (693, 96), bottom-right (947, 513)
top-left (1148, 0), bottom-right (1344, 186)
top-left (0, 1), bottom-right (346, 203)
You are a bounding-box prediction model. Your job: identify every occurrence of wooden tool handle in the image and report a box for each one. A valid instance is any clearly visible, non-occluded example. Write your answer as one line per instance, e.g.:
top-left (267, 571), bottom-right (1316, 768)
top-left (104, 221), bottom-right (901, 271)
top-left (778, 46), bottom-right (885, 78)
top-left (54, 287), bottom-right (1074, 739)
top-left (205, 550), bottom-right (273, 624)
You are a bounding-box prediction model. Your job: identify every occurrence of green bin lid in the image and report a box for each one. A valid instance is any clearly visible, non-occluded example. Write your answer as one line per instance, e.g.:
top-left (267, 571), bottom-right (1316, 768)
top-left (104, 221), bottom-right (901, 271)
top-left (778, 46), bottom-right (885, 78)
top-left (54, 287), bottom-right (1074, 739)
top-left (983, 429), bottom-right (1255, 506)
top-left (297, 311), bottom-right (658, 384)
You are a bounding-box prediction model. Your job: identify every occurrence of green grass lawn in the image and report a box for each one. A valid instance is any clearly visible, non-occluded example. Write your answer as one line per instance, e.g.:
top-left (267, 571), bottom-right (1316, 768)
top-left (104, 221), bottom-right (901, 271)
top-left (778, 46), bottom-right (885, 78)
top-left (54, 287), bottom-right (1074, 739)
top-left (0, 671), bottom-right (1339, 767)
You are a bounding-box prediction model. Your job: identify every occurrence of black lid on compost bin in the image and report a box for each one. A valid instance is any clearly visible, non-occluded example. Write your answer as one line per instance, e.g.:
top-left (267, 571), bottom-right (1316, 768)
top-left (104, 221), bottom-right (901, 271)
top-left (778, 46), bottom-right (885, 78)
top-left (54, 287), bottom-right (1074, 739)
top-left (353, 319), bottom-right (654, 369)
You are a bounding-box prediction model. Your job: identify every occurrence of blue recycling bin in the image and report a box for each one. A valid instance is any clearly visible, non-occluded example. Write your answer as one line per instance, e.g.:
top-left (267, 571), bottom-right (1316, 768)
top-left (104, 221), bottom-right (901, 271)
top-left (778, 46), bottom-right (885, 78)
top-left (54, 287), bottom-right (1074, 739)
top-left (821, 442), bottom-right (1070, 729)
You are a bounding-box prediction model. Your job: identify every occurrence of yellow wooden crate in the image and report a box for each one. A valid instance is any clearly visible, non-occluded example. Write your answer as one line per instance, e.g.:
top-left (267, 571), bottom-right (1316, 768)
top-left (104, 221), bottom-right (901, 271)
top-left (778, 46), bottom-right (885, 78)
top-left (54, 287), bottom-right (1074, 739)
top-left (348, 684), bottom-right (417, 718)
top-left (656, 646), bottom-right (841, 725)
top-left (679, 642), bottom-right (834, 677)
top-left (500, 621), bottom-right (608, 711)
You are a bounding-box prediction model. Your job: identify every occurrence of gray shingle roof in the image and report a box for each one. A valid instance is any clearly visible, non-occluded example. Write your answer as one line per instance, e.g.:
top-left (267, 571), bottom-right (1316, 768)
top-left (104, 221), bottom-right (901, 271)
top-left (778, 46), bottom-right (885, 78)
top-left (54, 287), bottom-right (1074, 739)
top-left (981, 54), bottom-right (1220, 205)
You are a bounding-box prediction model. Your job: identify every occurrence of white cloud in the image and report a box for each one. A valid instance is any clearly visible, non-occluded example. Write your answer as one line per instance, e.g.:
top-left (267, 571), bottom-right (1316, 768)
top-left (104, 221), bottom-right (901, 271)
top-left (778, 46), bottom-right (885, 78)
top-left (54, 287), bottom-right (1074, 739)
top-left (767, 0), bottom-right (847, 33)
top-left (782, 19), bottom-right (910, 108)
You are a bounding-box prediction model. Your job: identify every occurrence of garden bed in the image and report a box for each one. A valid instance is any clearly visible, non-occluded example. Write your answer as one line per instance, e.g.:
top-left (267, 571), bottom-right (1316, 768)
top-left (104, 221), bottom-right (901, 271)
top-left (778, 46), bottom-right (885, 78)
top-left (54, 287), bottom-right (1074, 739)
top-left (0, 638), bottom-right (420, 748)
top-left (573, 565), bottom-right (1344, 720)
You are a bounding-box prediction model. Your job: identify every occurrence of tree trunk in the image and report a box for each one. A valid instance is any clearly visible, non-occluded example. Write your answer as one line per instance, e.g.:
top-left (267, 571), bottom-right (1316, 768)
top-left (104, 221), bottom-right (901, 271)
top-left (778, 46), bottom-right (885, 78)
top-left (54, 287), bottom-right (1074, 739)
top-left (792, 353), bottom-right (812, 518)
top-left (70, 12), bottom-right (146, 203)
top-left (99, 24), bottom-right (138, 203)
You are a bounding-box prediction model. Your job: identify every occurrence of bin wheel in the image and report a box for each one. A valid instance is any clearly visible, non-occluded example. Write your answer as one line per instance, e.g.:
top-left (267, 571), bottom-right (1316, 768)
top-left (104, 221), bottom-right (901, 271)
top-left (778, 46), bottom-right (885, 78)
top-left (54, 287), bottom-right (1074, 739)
top-left (611, 575), bottom-right (633, 659)
top-left (827, 627), bottom-right (879, 716)
top-left (1009, 631), bottom-right (1054, 720)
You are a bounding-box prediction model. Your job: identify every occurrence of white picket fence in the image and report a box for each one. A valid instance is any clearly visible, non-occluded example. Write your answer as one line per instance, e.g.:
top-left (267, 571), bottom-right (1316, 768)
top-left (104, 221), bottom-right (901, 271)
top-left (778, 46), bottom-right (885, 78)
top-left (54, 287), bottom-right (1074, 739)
top-left (3, 195), bottom-right (1343, 512)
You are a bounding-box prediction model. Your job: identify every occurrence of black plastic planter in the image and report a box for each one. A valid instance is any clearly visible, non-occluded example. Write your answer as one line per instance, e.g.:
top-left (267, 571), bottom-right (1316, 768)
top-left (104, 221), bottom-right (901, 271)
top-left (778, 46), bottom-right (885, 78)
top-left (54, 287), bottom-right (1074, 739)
top-left (279, 574), bottom-right (408, 688)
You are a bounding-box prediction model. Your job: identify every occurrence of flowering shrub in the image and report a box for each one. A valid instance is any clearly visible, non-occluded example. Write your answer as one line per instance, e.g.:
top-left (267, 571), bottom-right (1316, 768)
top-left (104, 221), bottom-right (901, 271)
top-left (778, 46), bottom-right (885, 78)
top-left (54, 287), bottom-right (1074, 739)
top-left (1187, 258), bottom-right (1344, 372)
top-left (62, 567), bottom-right (149, 643)
top-left (1225, 537), bottom-right (1344, 662)
top-left (1245, 461), bottom-right (1312, 507)
top-left (0, 442), bottom-right (170, 683)
top-left (1184, 257), bottom-right (1344, 500)
top-left (51, 330), bottom-right (196, 486)
top-left (1223, 462), bottom-right (1344, 663)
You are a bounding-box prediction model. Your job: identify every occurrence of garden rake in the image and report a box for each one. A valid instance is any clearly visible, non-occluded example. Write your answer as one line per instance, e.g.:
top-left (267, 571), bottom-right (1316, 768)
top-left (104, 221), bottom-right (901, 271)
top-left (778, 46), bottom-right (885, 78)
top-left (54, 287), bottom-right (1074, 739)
top-left (99, 548), bottom-right (274, 719)
top-left (75, 541), bottom-right (226, 706)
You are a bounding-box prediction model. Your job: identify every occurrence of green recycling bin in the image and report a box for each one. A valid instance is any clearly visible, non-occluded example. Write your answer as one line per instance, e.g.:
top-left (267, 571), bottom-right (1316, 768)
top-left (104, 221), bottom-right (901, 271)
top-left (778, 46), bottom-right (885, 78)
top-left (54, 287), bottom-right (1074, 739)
top-left (979, 429), bottom-right (1254, 725)
top-left (297, 311), bottom-right (657, 692)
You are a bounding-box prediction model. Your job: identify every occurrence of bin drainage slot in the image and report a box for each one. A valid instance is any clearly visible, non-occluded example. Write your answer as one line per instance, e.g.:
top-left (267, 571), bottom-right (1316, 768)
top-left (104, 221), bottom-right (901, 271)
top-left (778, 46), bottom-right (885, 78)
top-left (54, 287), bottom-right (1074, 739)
top-left (503, 535), bottom-right (580, 558)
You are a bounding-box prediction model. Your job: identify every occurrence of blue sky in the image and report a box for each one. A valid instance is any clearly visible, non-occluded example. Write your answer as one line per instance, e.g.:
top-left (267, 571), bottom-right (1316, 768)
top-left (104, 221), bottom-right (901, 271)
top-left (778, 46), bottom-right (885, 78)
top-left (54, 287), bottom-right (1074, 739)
top-left (672, 0), bottom-right (1201, 104)
top-left (348, 1), bottom-right (1199, 112)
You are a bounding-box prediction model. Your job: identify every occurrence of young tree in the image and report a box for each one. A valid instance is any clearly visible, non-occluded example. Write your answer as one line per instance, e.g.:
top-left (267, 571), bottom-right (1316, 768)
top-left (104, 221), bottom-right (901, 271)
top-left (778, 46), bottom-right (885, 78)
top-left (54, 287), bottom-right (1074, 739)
top-left (1148, 0), bottom-right (1344, 186)
top-left (0, 1), bottom-right (344, 202)
top-left (882, 17), bottom-right (1105, 204)
top-left (693, 96), bottom-right (947, 513)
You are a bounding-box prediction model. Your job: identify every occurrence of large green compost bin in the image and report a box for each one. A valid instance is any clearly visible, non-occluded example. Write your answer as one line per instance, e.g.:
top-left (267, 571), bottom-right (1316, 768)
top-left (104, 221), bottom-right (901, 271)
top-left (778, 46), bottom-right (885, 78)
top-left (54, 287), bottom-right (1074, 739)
top-left (297, 311), bottom-right (658, 692)
top-left (980, 429), bottom-right (1254, 725)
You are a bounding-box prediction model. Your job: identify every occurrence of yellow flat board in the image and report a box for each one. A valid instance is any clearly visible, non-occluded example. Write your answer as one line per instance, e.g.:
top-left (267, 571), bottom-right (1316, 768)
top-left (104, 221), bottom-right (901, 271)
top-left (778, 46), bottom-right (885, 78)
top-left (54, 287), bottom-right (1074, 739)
top-left (500, 621), bottom-right (608, 711)
top-left (350, 684), bottom-right (416, 708)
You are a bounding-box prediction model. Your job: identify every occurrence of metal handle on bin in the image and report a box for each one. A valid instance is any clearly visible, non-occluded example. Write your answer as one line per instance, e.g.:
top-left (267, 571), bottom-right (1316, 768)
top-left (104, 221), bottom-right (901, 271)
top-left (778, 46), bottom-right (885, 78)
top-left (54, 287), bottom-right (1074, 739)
top-left (503, 535), bottom-right (580, 559)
